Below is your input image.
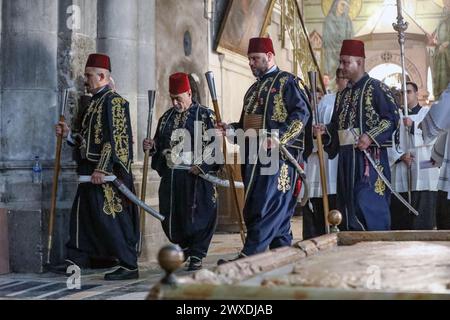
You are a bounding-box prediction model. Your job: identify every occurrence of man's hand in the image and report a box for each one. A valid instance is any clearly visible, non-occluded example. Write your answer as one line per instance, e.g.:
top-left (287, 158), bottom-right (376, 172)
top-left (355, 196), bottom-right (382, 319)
top-left (55, 121), bottom-right (70, 138)
top-left (143, 138), bottom-right (155, 152)
top-left (403, 117), bottom-right (413, 128)
top-left (356, 134), bottom-right (373, 151)
top-left (189, 166), bottom-right (201, 176)
top-left (313, 124), bottom-right (326, 138)
top-left (91, 171), bottom-right (106, 185)
top-left (215, 121), bottom-right (229, 136)
top-left (401, 152), bottom-right (414, 167)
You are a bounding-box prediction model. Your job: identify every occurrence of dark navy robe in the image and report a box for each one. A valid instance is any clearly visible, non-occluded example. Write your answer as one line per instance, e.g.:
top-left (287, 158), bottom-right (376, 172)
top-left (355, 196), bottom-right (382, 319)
top-left (325, 73), bottom-right (400, 231)
top-left (66, 87), bottom-right (139, 269)
top-left (151, 103), bottom-right (219, 260)
top-left (231, 68), bottom-right (310, 255)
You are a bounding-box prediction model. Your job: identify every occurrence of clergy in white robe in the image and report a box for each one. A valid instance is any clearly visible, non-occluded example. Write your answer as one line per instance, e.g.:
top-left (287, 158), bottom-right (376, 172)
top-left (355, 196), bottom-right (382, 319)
top-left (388, 82), bottom-right (439, 229)
top-left (302, 70), bottom-right (347, 239)
top-left (420, 83), bottom-right (450, 229)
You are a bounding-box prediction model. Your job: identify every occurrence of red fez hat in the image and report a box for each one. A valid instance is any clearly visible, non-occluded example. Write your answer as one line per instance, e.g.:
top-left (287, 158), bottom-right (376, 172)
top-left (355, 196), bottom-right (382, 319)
top-left (85, 53), bottom-right (111, 71)
top-left (340, 39), bottom-right (365, 58)
top-left (169, 73), bottom-right (191, 95)
top-left (248, 37), bottom-right (275, 55)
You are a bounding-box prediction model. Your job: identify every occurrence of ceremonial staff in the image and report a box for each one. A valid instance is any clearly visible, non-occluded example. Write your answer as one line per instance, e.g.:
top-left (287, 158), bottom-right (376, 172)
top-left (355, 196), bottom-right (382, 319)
top-left (308, 71), bottom-right (330, 234)
top-left (138, 90), bottom-right (156, 256)
top-left (46, 89), bottom-right (69, 265)
top-left (205, 71), bottom-right (246, 244)
top-left (393, 0), bottom-right (412, 208)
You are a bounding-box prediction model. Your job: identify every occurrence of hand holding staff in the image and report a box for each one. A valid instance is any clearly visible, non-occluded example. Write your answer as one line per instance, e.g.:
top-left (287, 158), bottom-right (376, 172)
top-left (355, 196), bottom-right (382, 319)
top-left (308, 71), bottom-right (330, 234)
top-left (138, 90), bottom-right (156, 256)
top-left (47, 89), bottom-right (69, 265)
top-left (205, 71), bottom-right (246, 245)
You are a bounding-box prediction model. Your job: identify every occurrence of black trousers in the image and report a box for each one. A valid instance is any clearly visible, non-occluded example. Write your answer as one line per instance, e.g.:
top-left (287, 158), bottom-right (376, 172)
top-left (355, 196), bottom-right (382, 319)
top-left (390, 191), bottom-right (437, 230)
top-left (436, 191), bottom-right (450, 229)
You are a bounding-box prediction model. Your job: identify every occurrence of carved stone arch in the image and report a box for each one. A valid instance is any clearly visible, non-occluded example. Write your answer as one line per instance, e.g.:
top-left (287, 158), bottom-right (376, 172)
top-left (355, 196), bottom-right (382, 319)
top-left (366, 52), bottom-right (423, 88)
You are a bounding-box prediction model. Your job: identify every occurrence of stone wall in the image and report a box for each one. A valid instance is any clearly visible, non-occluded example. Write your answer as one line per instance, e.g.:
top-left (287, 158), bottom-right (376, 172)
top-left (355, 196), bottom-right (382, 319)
top-left (0, 0), bottom-right (161, 272)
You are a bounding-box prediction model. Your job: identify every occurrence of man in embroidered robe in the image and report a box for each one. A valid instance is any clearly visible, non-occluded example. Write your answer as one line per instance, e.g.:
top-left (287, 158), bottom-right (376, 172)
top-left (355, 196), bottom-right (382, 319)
top-left (388, 82), bottom-right (439, 230)
top-left (54, 53), bottom-right (139, 280)
top-left (143, 73), bottom-right (219, 271)
top-left (217, 37), bottom-right (310, 260)
top-left (302, 68), bottom-right (347, 239)
top-left (419, 82), bottom-right (450, 229)
top-left (315, 40), bottom-right (400, 231)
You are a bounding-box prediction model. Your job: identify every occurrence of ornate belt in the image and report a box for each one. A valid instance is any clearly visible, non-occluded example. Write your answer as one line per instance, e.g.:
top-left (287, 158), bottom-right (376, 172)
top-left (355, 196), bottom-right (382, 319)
top-left (243, 114), bottom-right (263, 130)
top-left (338, 128), bottom-right (360, 146)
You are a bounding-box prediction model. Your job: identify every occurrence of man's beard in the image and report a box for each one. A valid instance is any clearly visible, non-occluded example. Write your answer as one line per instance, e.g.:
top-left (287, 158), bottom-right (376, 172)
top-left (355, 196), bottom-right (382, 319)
top-left (251, 59), bottom-right (269, 77)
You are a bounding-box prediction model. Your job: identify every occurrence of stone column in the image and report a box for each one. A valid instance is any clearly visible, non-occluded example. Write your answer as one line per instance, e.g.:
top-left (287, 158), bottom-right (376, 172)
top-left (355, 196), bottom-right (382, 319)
top-left (97, 0), bottom-right (165, 264)
top-left (97, 0), bottom-right (139, 159)
top-left (0, 0), bottom-right (98, 272)
top-left (136, 0), bottom-right (166, 263)
top-left (1, 0), bottom-right (59, 272)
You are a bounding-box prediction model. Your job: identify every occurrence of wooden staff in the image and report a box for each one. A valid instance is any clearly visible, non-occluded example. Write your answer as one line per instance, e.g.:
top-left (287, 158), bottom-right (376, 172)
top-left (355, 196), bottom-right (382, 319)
top-left (46, 89), bottom-right (69, 264)
top-left (138, 90), bottom-right (156, 256)
top-left (308, 71), bottom-right (330, 234)
top-left (205, 71), bottom-right (246, 244)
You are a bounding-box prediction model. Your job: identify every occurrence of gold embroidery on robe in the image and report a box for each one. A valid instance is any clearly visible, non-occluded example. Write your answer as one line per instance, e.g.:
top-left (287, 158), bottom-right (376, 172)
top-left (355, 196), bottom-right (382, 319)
top-left (271, 76), bottom-right (288, 122)
top-left (102, 184), bottom-right (123, 218)
top-left (280, 120), bottom-right (303, 145)
top-left (278, 163), bottom-right (291, 193)
top-left (374, 166), bottom-right (386, 196)
top-left (98, 142), bottom-right (112, 173)
top-left (111, 99), bottom-right (130, 169)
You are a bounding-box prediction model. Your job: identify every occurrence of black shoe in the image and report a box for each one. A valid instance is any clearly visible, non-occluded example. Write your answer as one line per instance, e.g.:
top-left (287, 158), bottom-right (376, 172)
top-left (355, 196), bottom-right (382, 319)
top-left (104, 266), bottom-right (139, 281)
top-left (46, 259), bottom-right (79, 275)
top-left (186, 256), bottom-right (202, 271)
top-left (217, 253), bottom-right (246, 266)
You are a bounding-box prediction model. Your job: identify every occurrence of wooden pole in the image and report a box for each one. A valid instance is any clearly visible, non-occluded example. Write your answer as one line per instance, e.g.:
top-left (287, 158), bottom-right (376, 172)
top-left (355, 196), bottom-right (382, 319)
top-left (205, 71), bottom-right (246, 245)
top-left (138, 90), bottom-right (156, 256)
top-left (308, 72), bottom-right (330, 234)
top-left (46, 89), bottom-right (69, 264)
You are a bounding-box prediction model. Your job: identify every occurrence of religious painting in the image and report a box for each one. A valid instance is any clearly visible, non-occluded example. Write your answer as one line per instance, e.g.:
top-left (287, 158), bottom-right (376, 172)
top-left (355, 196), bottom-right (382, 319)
top-left (428, 0), bottom-right (450, 99)
top-left (216, 0), bottom-right (274, 56)
top-left (321, 0), bottom-right (362, 77)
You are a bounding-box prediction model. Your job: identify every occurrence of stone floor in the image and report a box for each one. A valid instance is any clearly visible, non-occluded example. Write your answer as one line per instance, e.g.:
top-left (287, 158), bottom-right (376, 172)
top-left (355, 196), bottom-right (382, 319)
top-left (0, 217), bottom-right (303, 300)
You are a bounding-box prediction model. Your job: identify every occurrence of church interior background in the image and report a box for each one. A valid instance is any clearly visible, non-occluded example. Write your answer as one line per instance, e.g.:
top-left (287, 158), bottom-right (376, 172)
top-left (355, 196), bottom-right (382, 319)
top-left (0, 0), bottom-right (448, 273)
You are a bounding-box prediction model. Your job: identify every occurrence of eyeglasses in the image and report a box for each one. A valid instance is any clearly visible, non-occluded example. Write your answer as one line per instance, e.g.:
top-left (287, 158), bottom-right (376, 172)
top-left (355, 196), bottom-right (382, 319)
top-left (401, 90), bottom-right (413, 94)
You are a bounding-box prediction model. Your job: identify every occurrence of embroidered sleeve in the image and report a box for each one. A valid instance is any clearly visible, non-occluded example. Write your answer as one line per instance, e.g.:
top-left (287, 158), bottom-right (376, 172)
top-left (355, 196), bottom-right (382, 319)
top-left (96, 142), bottom-right (113, 174)
top-left (278, 76), bottom-right (310, 146)
top-left (366, 119), bottom-right (392, 148)
top-left (102, 94), bottom-right (133, 174)
top-left (111, 97), bottom-right (131, 170)
top-left (280, 120), bottom-right (304, 145)
top-left (365, 82), bottom-right (399, 147)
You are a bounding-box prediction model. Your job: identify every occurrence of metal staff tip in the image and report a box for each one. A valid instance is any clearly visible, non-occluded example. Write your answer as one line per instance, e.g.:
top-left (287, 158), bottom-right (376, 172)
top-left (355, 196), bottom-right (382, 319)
top-left (205, 71), bottom-right (218, 101)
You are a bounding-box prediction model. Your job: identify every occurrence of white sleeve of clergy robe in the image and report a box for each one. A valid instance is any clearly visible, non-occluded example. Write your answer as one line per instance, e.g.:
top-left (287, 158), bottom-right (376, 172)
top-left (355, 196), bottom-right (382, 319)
top-left (421, 83), bottom-right (450, 144)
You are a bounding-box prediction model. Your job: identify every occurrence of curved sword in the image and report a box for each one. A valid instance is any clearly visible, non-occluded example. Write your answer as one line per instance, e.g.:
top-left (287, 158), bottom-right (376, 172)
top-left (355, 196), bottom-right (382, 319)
top-left (348, 129), bottom-right (419, 216)
top-left (268, 133), bottom-right (310, 207)
top-left (78, 176), bottom-right (165, 221)
top-left (167, 164), bottom-right (245, 189)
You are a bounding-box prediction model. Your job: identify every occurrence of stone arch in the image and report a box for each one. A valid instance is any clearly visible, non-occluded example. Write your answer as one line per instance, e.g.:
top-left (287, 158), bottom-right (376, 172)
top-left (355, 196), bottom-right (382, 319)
top-left (366, 52), bottom-right (423, 88)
